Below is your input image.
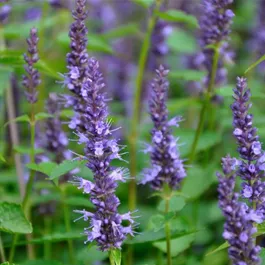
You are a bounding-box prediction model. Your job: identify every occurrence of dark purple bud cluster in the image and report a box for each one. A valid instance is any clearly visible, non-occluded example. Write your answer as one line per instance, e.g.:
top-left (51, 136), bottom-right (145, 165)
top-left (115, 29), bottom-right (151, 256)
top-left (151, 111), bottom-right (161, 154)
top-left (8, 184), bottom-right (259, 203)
top-left (22, 28), bottom-right (40, 104)
top-left (65, 0), bottom-right (89, 96)
top-left (70, 58), bottom-right (134, 251)
top-left (45, 94), bottom-right (72, 176)
top-left (231, 77), bottom-right (265, 220)
top-left (141, 66), bottom-right (186, 190)
top-left (217, 156), bottom-right (261, 265)
top-left (63, 0), bottom-right (91, 132)
top-left (149, 20), bottom-right (172, 71)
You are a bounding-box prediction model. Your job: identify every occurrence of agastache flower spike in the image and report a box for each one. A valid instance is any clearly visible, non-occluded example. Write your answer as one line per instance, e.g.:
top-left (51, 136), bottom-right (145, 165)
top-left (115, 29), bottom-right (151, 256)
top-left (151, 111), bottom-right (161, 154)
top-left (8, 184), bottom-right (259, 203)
top-left (141, 65), bottom-right (186, 190)
top-left (71, 58), bottom-right (134, 251)
top-left (22, 28), bottom-right (40, 104)
top-left (231, 77), bottom-right (265, 220)
top-left (187, 0), bottom-right (234, 94)
top-left (217, 156), bottom-right (261, 265)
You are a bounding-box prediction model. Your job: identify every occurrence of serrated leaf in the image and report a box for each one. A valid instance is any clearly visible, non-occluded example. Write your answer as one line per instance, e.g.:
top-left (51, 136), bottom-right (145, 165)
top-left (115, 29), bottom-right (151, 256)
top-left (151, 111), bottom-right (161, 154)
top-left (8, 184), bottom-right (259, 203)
top-left (158, 197), bottom-right (186, 213)
top-left (206, 241), bottom-right (229, 256)
top-left (5, 114), bottom-right (30, 126)
top-left (245, 53), bottom-right (265, 74)
top-left (153, 234), bottom-right (195, 257)
top-left (156, 10), bottom-right (198, 28)
top-left (26, 162), bottom-right (58, 176)
top-left (103, 23), bottom-right (139, 39)
top-left (49, 160), bottom-right (87, 180)
top-left (109, 249), bottom-right (121, 265)
top-left (169, 70), bottom-right (206, 81)
top-left (35, 112), bottom-right (54, 121)
top-left (0, 202), bottom-right (32, 234)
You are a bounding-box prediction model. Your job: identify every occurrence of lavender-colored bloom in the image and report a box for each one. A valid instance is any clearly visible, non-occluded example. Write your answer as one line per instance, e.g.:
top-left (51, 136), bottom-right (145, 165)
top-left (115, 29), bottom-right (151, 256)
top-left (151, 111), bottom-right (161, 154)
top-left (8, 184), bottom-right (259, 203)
top-left (22, 28), bottom-right (40, 104)
top-left (231, 77), bottom-right (265, 219)
top-left (24, 8), bottom-right (42, 21)
top-left (251, 0), bottom-right (265, 71)
top-left (186, 0), bottom-right (234, 94)
top-left (0, 4), bottom-right (11, 24)
top-left (141, 66), bottom-right (186, 190)
top-left (70, 58), bottom-right (134, 251)
top-left (217, 156), bottom-right (261, 265)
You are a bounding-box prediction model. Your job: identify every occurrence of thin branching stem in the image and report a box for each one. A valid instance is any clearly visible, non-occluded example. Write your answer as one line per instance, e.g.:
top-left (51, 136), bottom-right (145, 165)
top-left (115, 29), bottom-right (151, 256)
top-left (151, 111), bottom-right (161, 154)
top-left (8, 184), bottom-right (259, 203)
top-left (189, 45), bottom-right (220, 163)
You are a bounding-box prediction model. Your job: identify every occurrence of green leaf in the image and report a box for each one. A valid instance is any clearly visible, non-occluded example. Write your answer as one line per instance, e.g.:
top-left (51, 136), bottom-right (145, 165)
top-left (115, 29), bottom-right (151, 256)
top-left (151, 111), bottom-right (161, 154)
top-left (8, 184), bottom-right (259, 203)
top-left (14, 145), bottom-right (44, 155)
top-left (0, 202), bottom-right (32, 234)
top-left (167, 29), bottom-right (197, 54)
top-left (0, 153), bottom-right (6, 162)
top-left (153, 234), bottom-right (195, 257)
top-left (21, 260), bottom-right (63, 265)
top-left (182, 165), bottom-right (216, 199)
top-left (77, 246), bottom-right (108, 264)
top-left (1, 263), bottom-right (16, 265)
top-left (35, 112), bottom-right (54, 121)
top-left (157, 197), bottom-right (186, 213)
top-left (109, 249), bottom-right (121, 265)
top-left (126, 229), bottom-right (196, 245)
top-left (169, 70), bottom-right (206, 81)
top-left (149, 213), bottom-right (175, 232)
top-left (64, 197), bottom-right (93, 208)
top-left (26, 162), bottom-right (58, 176)
top-left (206, 242), bottom-right (229, 256)
top-left (156, 10), bottom-right (198, 28)
top-left (103, 23), bottom-right (139, 39)
top-left (245, 53), bottom-right (265, 74)
top-left (0, 50), bottom-right (60, 79)
top-left (132, 0), bottom-right (154, 8)
top-left (49, 160), bottom-right (87, 180)
top-left (5, 114), bottom-right (30, 126)
top-left (57, 32), bottom-right (113, 54)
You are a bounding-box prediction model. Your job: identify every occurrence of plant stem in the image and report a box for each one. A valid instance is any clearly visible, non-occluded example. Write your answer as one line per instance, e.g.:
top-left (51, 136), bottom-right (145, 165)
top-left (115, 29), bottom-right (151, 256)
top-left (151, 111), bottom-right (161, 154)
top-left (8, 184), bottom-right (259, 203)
top-left (8, 234), bottom-right (18, 262)
top-left (188, 45), bottom-right (220, 164)
top-left (44, 217), bottom-right (52, 259)
top-left (165, 199), bottom-right (172, 265)
top-left (61, 189), bottom-right (75, 265)
top-left (109, 252), bottom-right (115, 265)
top-left (0, 233), bottom-right (6, 263)
top-left (127, 2), bottom-right (162, 264)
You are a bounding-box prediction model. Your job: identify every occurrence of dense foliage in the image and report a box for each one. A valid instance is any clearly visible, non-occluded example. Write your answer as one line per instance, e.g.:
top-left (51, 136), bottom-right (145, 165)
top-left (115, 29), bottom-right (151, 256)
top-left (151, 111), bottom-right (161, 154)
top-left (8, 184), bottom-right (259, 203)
top-left (1, 0), bottom-right (265, 265)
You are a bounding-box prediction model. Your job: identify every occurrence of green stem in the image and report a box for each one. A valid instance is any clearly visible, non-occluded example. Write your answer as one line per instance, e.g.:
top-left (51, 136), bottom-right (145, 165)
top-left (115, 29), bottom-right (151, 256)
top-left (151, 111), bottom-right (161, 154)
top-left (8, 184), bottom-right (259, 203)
top-left (109, 252), bottom-right (115, 265)
top-left (0, 233), bottom-right (6, 263)
top-left (188, 45), bottom-right (220, 164)
top-left (165, 199), bottom-right (172, 265)
top-left (127, 2), bottom-right (162, 264)
top-left (44, 217), bottom-right (52, 259)
top-left (8, 234), bottom-right (18, 262)
top-left (61, 189), bottom-right (75, 265)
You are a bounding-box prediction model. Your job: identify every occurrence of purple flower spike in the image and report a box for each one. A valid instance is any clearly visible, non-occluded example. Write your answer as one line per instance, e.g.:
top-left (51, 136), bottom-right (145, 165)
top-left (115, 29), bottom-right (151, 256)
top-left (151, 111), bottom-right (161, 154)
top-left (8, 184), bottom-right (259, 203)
top-left (22, 28), bottom-right (40, 104)
top-left (70, 57), bottom-right (134, 251)
top-left (142, 66), bottom-right (186, 190)
top-left (231, 77), bottom-right (265, 219)
top-left (66, 0), bottom-right (89, 96)
top-left (217, 156), bottom-right (261, 265)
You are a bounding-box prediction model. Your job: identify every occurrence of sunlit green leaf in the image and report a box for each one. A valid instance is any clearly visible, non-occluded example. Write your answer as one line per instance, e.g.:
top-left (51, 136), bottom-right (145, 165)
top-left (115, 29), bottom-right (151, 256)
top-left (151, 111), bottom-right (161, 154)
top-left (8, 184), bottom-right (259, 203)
top-left (4, 114), bottom-right (30, 126)
top-left (0, 202), bottom-right (32, 234)
top-left (206, 242), bottom-right (229, 256)
top-left (35, 112), bottom-right (54, 121)
top-left (26, 162), bottom-right (58, 176)
top-left (153, 234), bottom-right (195, 257)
